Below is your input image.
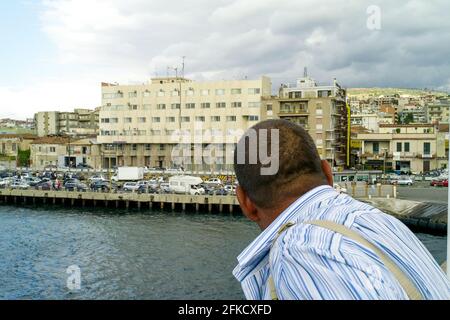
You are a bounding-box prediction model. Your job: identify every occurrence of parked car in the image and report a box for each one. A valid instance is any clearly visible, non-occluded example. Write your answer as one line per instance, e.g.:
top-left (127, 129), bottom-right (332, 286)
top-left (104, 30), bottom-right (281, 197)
top-left (64, 179), bottom-right (88, 191)
top-left (395, 176), bottom-right (414, 186)
top-left (159, 183), bottom-right (171, 193)
top-left (89, 175), bottom-right (107, 183)
top-left (431, 179), bottom-right (448, 187)
top-left (224, 184), bottom-right (236, 194)
top-left (34, 180), bottom-right (52, 190)
top-left (205, 178), bottom-right (223, 186)
top-left (10, 180), bottom-right (29, 190)
top-left (122, 182), bottom-right (140, 192)
top-left (208, 188), bottom-right (228, 196)
top-left (91, 181), bottom-right (117, 192)
top-left (189, 184), bottom-right (205, 195)
top-left (23, 177), bottom-right (41, 187)
top-left (0, 178), bottom-right (12, 188)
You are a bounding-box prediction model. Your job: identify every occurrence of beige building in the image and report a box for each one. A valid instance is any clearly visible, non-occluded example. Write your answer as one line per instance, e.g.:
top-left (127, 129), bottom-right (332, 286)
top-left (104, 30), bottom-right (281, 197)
top-left (267, 76), bottom-right (349, 168)
top-left (0, 134), bottom-right (38, 168)
top-left (30, 136), bottom-right (70, 170)
top-left (98, 76), bottom-right (273, 170)
top-left (30, 136), bottom-right (101, 170)
top-left (357, 124), bottom-right (447, 173)
top-left (427, 104), bottom-right (450, 124)
top-left (34, 108), bottom-right (100, 137)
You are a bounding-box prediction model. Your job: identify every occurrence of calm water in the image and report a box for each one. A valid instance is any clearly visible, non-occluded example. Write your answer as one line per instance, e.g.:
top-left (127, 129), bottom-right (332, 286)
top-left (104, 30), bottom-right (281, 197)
top-left (0, 206), bottom-right (446, 300)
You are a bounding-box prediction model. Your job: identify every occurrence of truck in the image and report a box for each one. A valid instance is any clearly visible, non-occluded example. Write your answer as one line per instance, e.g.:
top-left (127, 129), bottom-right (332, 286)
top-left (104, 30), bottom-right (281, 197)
top-left (117, 167), bottom-right (144, 181)
top-left (169, 175), bottom-right (205, 195)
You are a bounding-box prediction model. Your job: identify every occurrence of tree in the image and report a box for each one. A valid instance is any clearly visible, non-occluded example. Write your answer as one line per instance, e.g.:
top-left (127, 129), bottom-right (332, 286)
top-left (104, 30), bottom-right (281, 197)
top-left (17, 148), bottom-right (31, 167)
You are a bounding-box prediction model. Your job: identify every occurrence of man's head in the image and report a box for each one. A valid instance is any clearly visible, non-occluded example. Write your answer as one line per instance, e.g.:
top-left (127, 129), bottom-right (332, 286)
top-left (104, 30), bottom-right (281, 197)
top-left (234, 119), bottom-right (333, 229)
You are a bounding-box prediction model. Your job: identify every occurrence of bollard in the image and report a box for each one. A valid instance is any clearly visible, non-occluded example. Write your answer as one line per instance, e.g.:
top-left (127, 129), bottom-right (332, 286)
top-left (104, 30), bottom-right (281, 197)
top-left (393, 185), bottom-right (397, 199)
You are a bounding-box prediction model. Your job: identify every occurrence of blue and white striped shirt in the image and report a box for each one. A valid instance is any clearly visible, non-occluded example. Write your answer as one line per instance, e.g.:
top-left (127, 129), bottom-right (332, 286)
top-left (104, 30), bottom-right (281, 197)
top-left (233, 185), bottom-right (450, 300)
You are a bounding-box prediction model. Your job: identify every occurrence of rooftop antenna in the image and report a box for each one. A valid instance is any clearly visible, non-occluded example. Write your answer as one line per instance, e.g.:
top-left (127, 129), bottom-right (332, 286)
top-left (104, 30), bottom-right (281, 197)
top-left (304, 67), bottom-right (308, 78)
top-left (182, 56), bottom-right (186, 78)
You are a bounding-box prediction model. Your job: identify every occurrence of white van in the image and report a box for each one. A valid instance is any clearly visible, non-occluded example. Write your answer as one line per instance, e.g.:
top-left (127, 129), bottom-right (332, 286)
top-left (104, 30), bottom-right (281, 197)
top-left (169, 175), bottom-right (205, 195)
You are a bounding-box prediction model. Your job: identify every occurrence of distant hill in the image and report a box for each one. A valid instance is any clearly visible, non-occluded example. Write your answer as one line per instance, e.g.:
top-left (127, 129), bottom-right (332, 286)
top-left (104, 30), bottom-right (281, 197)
top-left (347, 87), bottom-right (448, 98)
top-left (0, 127), bottom-right (34, 135)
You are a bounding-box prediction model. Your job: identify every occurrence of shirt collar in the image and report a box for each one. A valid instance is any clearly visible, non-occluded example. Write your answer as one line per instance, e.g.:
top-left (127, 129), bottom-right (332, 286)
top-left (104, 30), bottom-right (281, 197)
top-left (233, 185), bottom-right (337, 281)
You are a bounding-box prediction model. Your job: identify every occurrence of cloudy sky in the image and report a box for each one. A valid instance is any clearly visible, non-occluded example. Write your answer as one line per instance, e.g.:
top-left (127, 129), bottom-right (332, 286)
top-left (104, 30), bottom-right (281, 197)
top-left (1, 0), bottom-right (449, 119)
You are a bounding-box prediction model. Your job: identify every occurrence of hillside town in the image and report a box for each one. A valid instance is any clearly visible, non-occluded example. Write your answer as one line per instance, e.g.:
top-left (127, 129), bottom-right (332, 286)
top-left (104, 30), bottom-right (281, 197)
top-left (1, 74), bottom-right (448, 178)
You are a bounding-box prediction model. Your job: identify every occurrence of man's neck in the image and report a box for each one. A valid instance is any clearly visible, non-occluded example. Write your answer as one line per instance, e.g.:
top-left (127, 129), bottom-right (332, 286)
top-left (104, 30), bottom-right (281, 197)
top-left (257, 183), bottom-right (330, 230)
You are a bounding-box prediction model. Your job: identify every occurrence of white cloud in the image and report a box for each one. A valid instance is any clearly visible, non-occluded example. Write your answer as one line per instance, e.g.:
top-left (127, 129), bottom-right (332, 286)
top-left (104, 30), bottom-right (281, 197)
top-left (1, 0), bottom-right (450, 119)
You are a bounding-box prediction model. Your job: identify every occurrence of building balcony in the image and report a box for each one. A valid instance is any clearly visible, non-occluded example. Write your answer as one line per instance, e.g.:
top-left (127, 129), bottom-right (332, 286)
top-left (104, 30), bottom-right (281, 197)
top-left (278, 110), bottom-right (309, 116)
top-left (418, 153), bottom-right (436, 159)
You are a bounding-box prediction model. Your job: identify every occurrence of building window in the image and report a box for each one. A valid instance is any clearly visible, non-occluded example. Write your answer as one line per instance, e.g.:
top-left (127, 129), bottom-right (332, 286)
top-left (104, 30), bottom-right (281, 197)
top-left (160, 144), bottom-right (165, 151)
top-left (138, 117), bottom-right (147, 123)
top-left (248, 102), bottom-right (261, 108)
top-left (424, 142), bottom-right (431, 155)
top-left (181, 117), bottom-right (190, 122)
top-left (124, 117), bottom-right (132, 123)
top-left (248, 116), bottom-right (259, 121)
top-left (215, 89), bottom-right (225, 96)
top-left (186, 103), bottom-right (196, 109)
top-left (195, 116), bottom-right (205, 122)
top-left (231, 88), bottom-right (242, 95)
top-left (405, 142), bottom-right (410, 152)
top-left (201, 103), bottom-right (211, 109)
top-left (172, 89), bottom-right (180, 97)
top-left (166, 117), bottom-right (176, 123)
top-left (373, 142), bottom-right (379, 154)
top-left (152, 117), bottom-right (161, 123)
top-left (128, 91), bottom-right (138, 98)
top-left (171, 103), bottom-right (181, 109)
top-left (211, 116), bottom-right (221, 122)
top-left (216, 102), bottom-right (226, 108)
top-left (248, 88), bottom-right (261, 94)
top-left (145, 144), bottom-right (151, 151)
top-left (267, 104), bottom-right (273, 111)
top-left (231, 102), bottom-right (242, 108)
top-left (158, 90), bottom-right (165, 97)
top-left (157, 104), bottom-right (166, 110)
top-left (316, 105), bottom-right (323, 115)
top-left (201, 89), bottom-right (209, 96)
top-left (226, 116), bottom-right (236, 122)
top-left (397, 142), bottom-right (402, 152)
top-left (142, 104), bottom-right (151, 110)
top-left (186, 89), bottom-right (195, 96)
top-left (142, 91), bottom-right (151, 97)
top-left (132, 144), bottom-right (137, 151)
top-left (50, 147), bottom-right (56, 153)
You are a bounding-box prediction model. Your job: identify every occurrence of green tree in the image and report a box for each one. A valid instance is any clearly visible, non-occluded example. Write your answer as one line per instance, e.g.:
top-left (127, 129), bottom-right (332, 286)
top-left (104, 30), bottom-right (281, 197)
top-left (17, 148), bottom-right (31, 167)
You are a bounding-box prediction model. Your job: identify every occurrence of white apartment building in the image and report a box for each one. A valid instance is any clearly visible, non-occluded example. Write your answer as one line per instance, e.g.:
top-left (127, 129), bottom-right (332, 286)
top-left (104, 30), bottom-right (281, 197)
top-left (98, 76), bottom-right (273, 170)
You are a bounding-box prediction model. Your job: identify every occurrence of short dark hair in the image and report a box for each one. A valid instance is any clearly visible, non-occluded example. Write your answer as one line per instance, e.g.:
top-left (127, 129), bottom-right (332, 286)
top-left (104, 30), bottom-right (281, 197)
top-left (234, 119), bottom-right (326, 209)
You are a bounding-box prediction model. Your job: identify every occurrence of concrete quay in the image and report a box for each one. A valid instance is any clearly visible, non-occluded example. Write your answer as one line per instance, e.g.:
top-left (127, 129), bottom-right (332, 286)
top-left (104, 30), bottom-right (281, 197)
top-left (0, 189), bottom-right (240, 214)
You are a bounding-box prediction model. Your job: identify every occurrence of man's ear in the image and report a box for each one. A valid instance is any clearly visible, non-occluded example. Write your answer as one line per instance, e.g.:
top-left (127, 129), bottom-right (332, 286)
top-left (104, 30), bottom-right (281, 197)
top-left (236, 186), bottom-right (259, 223)
top-left (321, 160), bottom-right (334, 186)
